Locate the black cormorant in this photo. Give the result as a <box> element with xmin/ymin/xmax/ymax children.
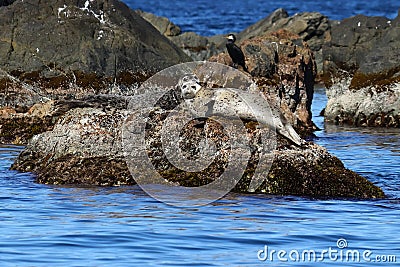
<box><xmin>225</xmin><ymin>34</ymin><xmax>248</xmax><ymax>72</ymax></box>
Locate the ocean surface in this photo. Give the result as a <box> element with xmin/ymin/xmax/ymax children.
<box><xmin>129</xmin><ymin>0</ymin><xmax>400</xmax><ymax>36</ymax></box>
<box><xmin>1</xmin><ymin>0</ymin><xmax>400</xmax><ymax>266</ymax></box>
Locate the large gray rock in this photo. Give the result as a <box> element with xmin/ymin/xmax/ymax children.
<box><xmin>169</xmin><ymin>32</ymin><xmax>220</xmax><ymax>61</ymax></box>
<box><xmin>322</xmin><ymin>12</ymin><xmax>400</xmax><ymax>126</ymax></box>
<box><xmin>11</xmin><ymin>96</ymin><xmax>385</xmax><ymax>198</ymax></box>
<box><xmin>136</xmin><ymin>10</ymin><xmax>181</xmax><ymax>36</ymax></box>
<box><xmin>0</xmin><ymin>0</ymin><xmax>190</xmax><ymax>107</ymax></box>
<box><xmin>324</xmin><ymin>82</ymin><xmax>400</xmax><ymax>127</ymax></box>
<box><xmin>135</xmin><ymin>10</ymin><xmax>223</xmax><ymax>61</ymax></box>
<box><xmin>323</xmin><ymin>14</ymin><xmax>398</xmax><ymax>77</ymax></box>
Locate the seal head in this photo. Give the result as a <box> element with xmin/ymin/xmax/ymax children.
<box><xmin>178</xmin><ymin>74</ymin><xmax>202</xmax><ymax>99</ymax></box>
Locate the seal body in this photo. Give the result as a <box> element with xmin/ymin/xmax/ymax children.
<box><xmin>177</xmin><ymin>74</ymin><xmax>303</xmax><ymax>146</ymax></box>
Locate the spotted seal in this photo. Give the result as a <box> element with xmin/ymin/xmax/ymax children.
<box><xmin>177</xmin><ymin>74</ymin><xmax>304</xmax><ymax>146</ymax></box>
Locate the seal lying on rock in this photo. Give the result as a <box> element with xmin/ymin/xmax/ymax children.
<box><xmin>178</xmin><ymin>74</ymin><xmax>304</xmax><ymax>146</ymax></box>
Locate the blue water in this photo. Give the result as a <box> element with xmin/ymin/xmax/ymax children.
<box><xmin>312</xmin><ymin>87</ymin><xmax>400</xmax><ymax>199</ymax></box>
<box><xmin>1</xmin><ymin>1</ymin><xmax>400</xmax><ymax>266</ymax></box>
<box><xmin>1</xmin><ymin>88</ymin><xmax>399</xmax><ymax>266</ymax></box>
<box><xmin>129</xmin><ymin>0</ymin><xmax>400</xmax><ymax>36</ymax></box>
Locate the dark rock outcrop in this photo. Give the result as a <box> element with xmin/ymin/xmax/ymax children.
<box><xmin>322</xmin><ymin>13</ymin><xmax>400</xmax><ymax>126</ymax></box>
<box><xmin>237</xmin><ymin>9</ymin><xmax>330</xmax><ymax>77</ymax></box>
<box><xmin>142</xmin><ymin>9</ymin><xmax>329</xmax><ymax>73</ymax></box>
<box><xmin>0</xmin><ymin>0</ymin><xmax>16</xmax><ymax>6</ymax></box>
<box><xmin>0</xmin><ymin>0</ymin><xmax>191</xmax><ymax>144</ymax></box>
<box><xmin>323</xmin><ymin>14</ymin><xmax>399</xmax><ymax>82</ymax></box>
<box><xmin>0</xmin><ymin>0</ymin><xmax>190</xmax><ymax>108</ymax></box>
<box><xmin>209</xmin><ymin>31</ymin><xmax>317</xmax><ymax>133</ymax></box>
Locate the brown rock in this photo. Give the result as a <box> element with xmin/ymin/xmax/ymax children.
<box><xmin>11</xmin><ymin>100</ymin><xmax>385</xmax><ymax>198</ymax></box>
<box><xmin>210</xmin><ymin>31</ymin><xmax>317</xmax><ymax>132</ymax></box>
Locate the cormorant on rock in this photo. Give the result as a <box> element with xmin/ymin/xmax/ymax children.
<box><xmin>226</xmin><ymin>34</ymin><xmax>248</xmax><ymax>73</ymax></box>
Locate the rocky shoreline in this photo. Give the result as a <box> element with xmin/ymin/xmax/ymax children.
<box><xmin>322</xmin><ymin>14</ymin><xmax>400</xmax><ymax>127</ymax></box>
<box><xmin>1</xmin><ymin>0</ymin><xmax>396</xmax><ymax>198</ymax></box>
<box><xmin>141</xmin><ymin>8</ymin><xmax>400</xmax><ymax>128</ymax></box>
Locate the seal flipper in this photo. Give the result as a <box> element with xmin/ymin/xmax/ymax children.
<box><xmin>204</xmin><ymin>100</ymin><xmax>216</xmax><ymax>117</ymax></box>
<box><xmin>274</xmin><ymin>113</ymin><xmax>303</xmax><ymax>146</ymax></box>
<box><xmin>278</xmin><ymin>123</ymin><xmax>303</xmax><ymax>146</ymax></box>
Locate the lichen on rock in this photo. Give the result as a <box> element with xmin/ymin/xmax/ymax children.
<box><xmin>11</xmin><ymin>94</ymin><xmax>385</xmax><ymax>199</ymax></box>
<box><xmin>0</xmin><ymin>0</ymin><xmax>190</xmax><ymax>109</ymax></box>
<box><xmin>209</xmin><ymin>31</ymin><xmax>317</xmax><ymax>134</ymax></box>
<box><xmin>322</xmin><ymin>13</ymin><xmax>400</xmax><ymax>127</ymax></box>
